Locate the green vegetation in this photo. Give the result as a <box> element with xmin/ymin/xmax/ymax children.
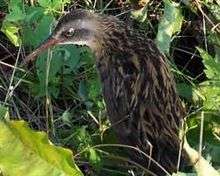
<box><xmin>0</xmin><ymin>0</ymin><xmax>220</xmax><ymax>175</ymax></box>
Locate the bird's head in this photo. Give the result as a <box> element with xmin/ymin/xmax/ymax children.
<box><xmin>52</xmin><ymin>9</ymin><xmax>100</xmax><ymax>48</ymax></box>
<box><xmin>25</xmin><ymin>9</ymin><xmax>123</xmax><ymax>63</ymax></box>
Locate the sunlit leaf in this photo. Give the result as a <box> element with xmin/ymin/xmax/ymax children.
<box><xmin>1</xmin><ymin>21</ymin><xmax>21</xmax><ymax>46</ymax></box>
<box><xmin>156</xmin><ymin>0</ymin><xmax>183</xmax><ymax>54</ymax></box>
<box><xmin>0</xmin><ymin>120</ymin><xmax>83</xmax><ymax>176</ymax></box>
<box><xmin>197</xmin><ymin>47</ymin><xmax>220</xmax><ymax>79</ymax></box>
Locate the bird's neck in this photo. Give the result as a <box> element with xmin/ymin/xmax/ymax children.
<box><xmin>93</xmin><ymin>19</ymin><xmax>136</xmax><ymax>58</ymax></box>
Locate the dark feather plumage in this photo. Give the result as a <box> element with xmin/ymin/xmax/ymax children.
<box><xmin>95</xmin><ymin>17</ymin><xmax>189</xmax><ymax>175</ymax></box>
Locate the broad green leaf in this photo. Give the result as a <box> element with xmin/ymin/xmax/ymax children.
<box><xmin>22</xmin><ymin>14</ymin><xmax>54</xmax><ymax>47</ymax></box>
<box><xmin>156</xmin><ymin>0</ymin><xmax>183</xmax><ymax>54</ymax></box>
<box><xmin>5</xmin><ymin>5</ymin><xmax>25</xmax><ymax>22</ymax></box>
<box><xmin>197</xmin><ymin>47</ymin><xmax>220</xmax><ymax>111</ymax></box>
<box><xmin>1</xmin><ymin>21</ymin><xmax>21</xmax><ymax>46</ymax></box>
<box><xmin>4</xmin><ymin>0</ymin><xmax>25</xmax><ymax>23</ymax></box>
<box><xmin>61</xmin><ymin>45</ymin><xmax>81</xmax><ymax>72</ymax></box>
<box><xmin>197</xmin><ymin>47</ymin><xmax>220</xmax><ymax>79</ymax></box>
<box><xmin>32</xmin><ymin>45</ymin><xmax>82</xmax><ymax>98</ymax></box>
<box><xmin>24</xmin><ymin>6</ymin><xmax>45</xmax><ymax>23</ymax></box>
<box><xmin>34</xmin><ymin>52</ymin><xmax>61</xmax><ymax>98</ymax></box>
<box><xmin>176</xmin><ymin>83</ymin><xmax>193</xmax><ymax>99</ymax></box>
<box><xmin>200</xmin><ymin>82</ymin><xmax>220</xmax><ymax>110</ymax></box>
<box><xmin>0</xmin><ymin>120</ymin><xmax>83</xmax><ymax>176</ymax></box>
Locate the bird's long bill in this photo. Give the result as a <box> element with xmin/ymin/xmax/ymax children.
<box><xmin>25</xmin><ymin>37</ymin><xmax>60</xmax><ymax>63</ymax></box>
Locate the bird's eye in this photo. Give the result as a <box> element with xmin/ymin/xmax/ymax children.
<box><xmin>64</xmin><ymin>28</ymin><xmax>75</xmax><ymax>37</ymax></box>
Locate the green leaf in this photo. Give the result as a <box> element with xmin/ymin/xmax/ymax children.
<box><xmin>22</xmin><ymin>13</ymin><xmax>54</xmax><ymax>47</ymax></box>
<box><xmin>38</xmin><ymin>0</ymin><xmax>51</xmax><ymax>8</ymax></box>
<box><xmin>197</xmin><ymin>47</ymin><xmax>220</xmax><ymax>79</ymax></box>
<box><xmin>34</xmin><ymin>51</ymin><xmax>62</xmax><ymax>98</ymax></box>
<box><xmin>88</xmin><ymin>78</ymin><xmax>101</xmax><ymax>101</ymax></box>
<box><xmin>5</xmin><ymin>0</ymin><xmax>25</xmax><ymax>22</ymax></box>
<box><xmin>24</xmin><ymin>6</ymin><xmax>45</xmax><ymax>23</ymax></box>
<box><xmin>61</xmin><ymin>45</ymin><xmax>81</xmax><ymax>72</ymax></box>
<box><xmin>0</xmin><ymin>120</ymin><xmax>83</xmax><ymax>176</ymax></box>
<box><xmin>88</xmin><ymin>148</ymin><xmax>101</xmax><ymax>168</ymax></box>
<box><xmin>71</xmin><ymin>126</ymin><xmax>92</xmax><ymax>152</ymax></box>
<box><xmin>1</xmin><ymin>21</ymin><xmax>21</xmax><ymax>46</ymax></box>
<box><xmin>200</xmin><ymin>82</ymin><xmax>220</xmax><ymax>110</ymax></box>
<box><xmin>32</xmin><ymin>45</ymin><xmax>83</xmax><ymax>98</ymax></box>
<box><xmin>197</xmin><ymin>47</ymin><xmax>220</xmax><ymax>111</ymax></box>
<box><xmin>5</xmin><ymin>5</ymin><xmax>25</xmax><ymax>22</ymax></box>
<box><xmin>38</xmin><ymin>0</ymin><xmax>71</xmax><ymax>12</ymax></box>
<box><xmin>176</xmin><ymin>83</ymin><xmax>193</xmax><ymax>99</ymax></box>
<box><xmin>204</xmin><ymin>1</ymin><xmax>220</xmax><ymax>21</ymax></box>
<box><xmin>131</xmin><ymin>5</ymin><xmax>148</xmax><ymax>22</ymax></box>
<box><xmin>156</xmin><ymin>0</ymin><xmax>183</xmax><ymax>54</ymax></box>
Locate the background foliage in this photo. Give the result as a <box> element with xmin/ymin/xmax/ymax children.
<box><xmin>0</xmin><ymin>0</ymin><xmax>220</xmax><ymax>175</ymax></box>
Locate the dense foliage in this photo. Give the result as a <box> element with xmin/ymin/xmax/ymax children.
<box><xmin>0</xmin><ymin>0</ymin><xmax>219</xmax><ymax>175</ymax></box>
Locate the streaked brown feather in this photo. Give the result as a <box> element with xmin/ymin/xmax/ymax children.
<box><xmin>95</xmin><ymin>16</ymin><xmax>189</xmax><ymax>175</ymax></box>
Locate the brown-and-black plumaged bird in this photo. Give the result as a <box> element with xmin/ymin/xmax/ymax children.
<box><xmin>26</xmin><ymin>9</ymin><xmax>190</xmax><ymax>176</ymax></box>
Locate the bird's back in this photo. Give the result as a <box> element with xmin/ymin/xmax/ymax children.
<box><xmin>95</xmin><ymin>22</ymin><xmax>189</xmax><ymax>175</ymax></box>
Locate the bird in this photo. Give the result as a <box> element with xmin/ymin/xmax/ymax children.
<box><xmin>25</xmin><ymin>9</ymin><xmax>190</xmax><ymax>175</ymax></box>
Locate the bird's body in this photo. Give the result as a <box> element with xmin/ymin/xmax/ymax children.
<box><xmin>26</xmin><ymin>9</ymin><xmax>189</xmax><ymax>175</ymax></box>
<box><xmin>95</xmin><ymin>20</ymin><xmax>188</xmax><ymax>175</ymax></box>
